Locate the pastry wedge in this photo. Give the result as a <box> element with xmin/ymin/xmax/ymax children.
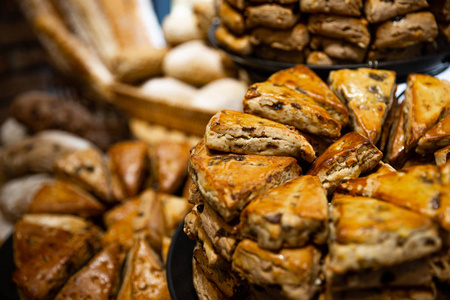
<box><xmin>215</xmin><ymin>24</ymin><xmax>252</xmax><ymax>56</ymax></box>
<box><xmin>249</xmin><ymin>24</ymin><xmax>310</xmax><ymax>52</ymax></box>
<box><xmin>13</xmin><ymin>214</ymin><xmax>103</xmax><ymax>300</ymax></box>
<box><xmin>326</xmin><ymin>257</ymin><xmax>432</xmax><ymax>292</ymax></box>
<box><xmin>193</xmin><ymin>258</ymin><xmax>228</xmax><ymax>300</ymax></box>
<box><xmin>240</xmin><ymin>175</ymin><xmax>328</xmax><ymax>250</ymax></box>
<box><xmin>108</xmin><ymin>140</ymin><xmax>148</xmax><ymax>197</ymax></box>
<box><xmin>189</xmin><ymin>139</ymin><xmax>301</xmax><ymax>222</ymax></box>
<box><xmin>268</xmin><ymin>64</ymin><xmax>349</xmax><ymax>127</ymax></box>
<box><xmin>244</xmin><ymin>4</ymin><xmax>300</xmax><ymax>30</ymax></box>
<box><xmin>149</xmin><ymin>140</ymin><xmax>191</xmax><ymax>194</ymax></box>
<box><xmin>328</xmin><ymin>68</ymin><xmax>396</xmax><ymax>144</ymax></box>
<box><xmin>160</xmin><ymin>193</ymin><xmax>191</xmax><ymax>236</ymax></box>
<box><xmin>435</xmin><ymin>146</ymin><xmax>450</xmax><ymax>166</ymax></box>
<box><xmin>402</xmin><ymin>74</ymin><xmax>450</xmax><ymax>151</ymax></box>
<box><xmin>310</xmin><ymin>36</ymin><xmax>367</xmax><ymax>63</ymax></box>
<box><xmin>307</xmin><ymin>15</ymin><xmax>370</xmax><ymax>48</ymax></box>
<box><xmin>385</xmin><ymin>100</ymin><xmax>409</xmax><ymax>168</ymax></box>
<box><xmin>243</xmin><ymin>82</ymin><xmax>342</xmax><ymax>138</ymax></box>
<box><xmin>372</xmin><ymin>12</ymin><xmax>438</xmax><ymax>50</ymax></box>
<box><xmin>301</xmin><ymin>0</ymin><xmax>362</xmax><ymax>16</ymax></box>
<box><xmin>193</xmin><ymin>243</ymin><xmax>247</xmax><ymax>299</ymax></box>
<box><xmin>116</xmin><ymin>238</ymin><xmax>170</xmax><ymax>300</ymax></box>
<box><xmin>417</xmin><ymin>114</ymin><xmax>450</xmax><ymax>154</ymax></box>
<box><xmin>335</xmin><ymin>164</ymin><xmax>450</xmax><ymax>231</ymax></box>
<box><xmin>232</xmin><ymin>239</ymin><xmax>321</xmax><ymax>300</ymax></box>
<box><xmin>27</xmin><ymin>180</ymin><xmax>106</xmax><ymax>217</ymax></box>
<box><xmin>205</xmin><ymin>110</ymin><xmax>315</xmax><ymax>162</ymax></box>
<box><xmin>307</xmin><ymin>132</ymin><xmax>383</xmax><ymax>194</ymax></box>
<box><xmin>54</xmin><ymin>148</ymin><xmax>117</xmax><ymax>203</ymax></box>
<box><xmin>55</xmin><ymin>243</ymin><xmax>125</xmax><ymax>300</ymax></box>
<box><xmin>364</xmin><ymin>0</ymin><xmax>429</xmax><ymax>23</ymax></box>
<box><xmin>219</xmin><ymin>0</ymin><xmax>246</xmax><ymax>36</ymax></box>
<box><xmin>329</xmin><ymin>194</ymin><xmax>441</xmax><ymax>273</ymax></box>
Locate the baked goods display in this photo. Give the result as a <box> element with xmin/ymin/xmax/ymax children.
<box><xmin>216</xmin><ymin>0</ymin><xmax>449</xmax><ymax>65</ymax></box>
<box><xmin>0</xmin><ymin>112</ymin><xmax>201</xmax><ymax>299</ymax></box>
<box><xmin>184</xmin><ymin>64</ymin><xmax>450</xmax><ymax>299</ymax></box>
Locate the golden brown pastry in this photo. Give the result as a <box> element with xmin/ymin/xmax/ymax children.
<box><xmin>307</xmin><ymin>132</ymin><xmax>383</xmax><ymax>194</ymax></box>
<box><xmin>27</xmin><ymin>180</ymin><xmax>106</xmax><ymax>217</ymax></box>
<box><xmin>117</xmin><ymin>238</ymin><xmax>170</xmax><ymax>300</ymax></box>
<box><xmin>435</xmin><ymin>145</ymin><xmax>450</xmax><ymax>166</ymax></box>
<box><xmin>429</xmin><ymin>248</ymin><xmax>450</xmax><ymax>284</ymax></box>
<box><xmin>108</xmin><ymin>140</ymin><xmax>148</xmax><ymax>197</ymax></box>
<box><xmin>309</xmin><ymin>36</ymin><xmax>367</xmax><ymax>63</ymax></box>
<box><xmin>54</xmin><ymin>148</ymin><xmax>118</xmax><ymax>203</ymax></box>
<box><xmin>192</xmin><ymin>257</ymin><xmax>228</xmax><ymax>300</ymax></box>
<box><xmin>232</xmin><ymin>239</ymin><xmax>321</xmax><ymax>300</ymax></box>
<box><xmin>219</xmin><ymin>0</ymin><xmax>246</xmax><ymax>36</ymax></box>
<box><xmin>364</xmin><ymin>0</ymin><xmax>429</xmax><ymax>23</ymax></box>
<box><xmin>306</xmin><ymin>51</ymin><xmax>334</xmax><ymax>65</ymax></box>
<box><xmin>417</xmin><ymin>114</ymin><xmax>450</xmax><ymax>154</ymax></box>
<box><xmin>243</xmin><ymin>82</ymin><xmax>342</xmax><ymax>138</ymax></box>
<box><xmin>328</xmin><ymin>68</ymin><xmax>396</xmax><ymax>144</ymax></box>
<box><xmin>403</xmin><ymin>74</ymin><xmax>450</xmax><ymax>151</ymax></box>
<box><xmin>328</xmin><ymin>194</ymin><xmax>441</xmax><ymax>273</ymax></box>
<box><xmin>240</xmin><ymin>175</ymin><xmax>328</xmax><ymax>250</ymax></box>
<box><xmin>307</xmin><ymin>15</ymin><xmax>370</xmax><ymax>48</ymax></box>
<box><xmin>160</xmin><ymin>193</ymin><xmax>191</xmax><ymax>236</ymax></box>
<box><xmin>372</xmin><ymin>12</ymin><xmax>438</xmax><ymax>50</ymax></box>
<box><xmin>189</xmin><ymin>139</ymin><xmax>301</xmax><ymax>222</ymax></box>
<box><xmin>268</xmin><ymin>64</ymin><xmax>349</xmax><ymax>127</ymax></box>
<box><xmin>384</xmin><ymin>100</ymin><xmax>408</xmax><ymax>169</ymax></box>
<box><xmin>149</xmin><ymin>140</ymin><xmax>191</xmax><ymax>194</ymax></box>
<box><xmin>301</xmin><ymin>0</ymin><xmax>362</xmax><ymax>16</ymax></box>
<box><xmin>103</xmin><ymin>198</ymin><xmax>140</xmax><ymax>228</ymax></box>
<box><xmin>249</xmin><ymin>23</ymin><xmax>310</xmax><ymax>52</ymax></box>
<box><xmin>55</xmin><ymin>243</ymin><xmax>125</xmax><ymax>300</ymax></box>
<box><xmin>336</xmin><ymin>164</ymin><xmax>450</xmax><ymax>230</ymax></box>
<box><xmin>13</xmin><ymin>214</ymin><xmax>103</xmax><ymax>300</ymax></box>
<box><xmin>193</xmin><ymin>243</ymin><xmax>247</xmax><ymax>299</ymax></box>
<box><xmin>244</xmin><ymin>4</ymin><xmax>300</xmax><ymax>30</ymax></box>
<box><xmin>205</xmin><ymin>110</ymin><xmax>316</xmax><ymax>162</ymax></box>
<box><xmin>215</xmin><ymin>24</ymin><xmax>253</xmax><ymax>56</ymax></box>
<box><xmin>132</xmin><ymin>189</ymin><xmax>165</xmax><ymax>253</ymax></box>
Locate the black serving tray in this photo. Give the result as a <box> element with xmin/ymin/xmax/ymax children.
<box><xmin>208</xmin><ymin>21</ymin><xmax>450</xmax><ymax>83</ymax></box>
<box><xmin>166</xmin><ymin>220</ymin><xmax>198</xmax><ymax>300</ymax></box>
<box><xmin>0</xmin><ymin>235</ymin><xmax>20</xmax><ymax>300</ymax></box>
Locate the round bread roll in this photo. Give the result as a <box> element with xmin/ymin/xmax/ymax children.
<box><xmin>163</xmin><ymin>40</ymin><xmax>238</xmax><ymax>87</ymax></box>
<box><xmin>191</xmin><ymin>78</ymin><xmax>247</xmax><ymax>112</ymax></box>
<box><xmin>140</xmin><ymin>77</ymin><xmax>198</xmax><ymax>105</ymax></box>
<box><xmin>162</xmin><ymin>11</ymin><xmax>204</xmax><ymax>46</ymax></box>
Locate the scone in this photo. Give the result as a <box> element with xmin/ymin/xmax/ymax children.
<box><xmin>307</xmin><ymin>132</ymin><xmax>383</xmax><ymax>194</ymax></box>
<box><xmin>116</xmin><ymin>238</ymin><xmax>170</xmax><ymax>300</ymax></box>
<box><xmin>326</xmin><ymin>258</ymin><xmax>432</xmax><ymax>292</ymax></box>
<box><xmin>403</xmin><ymin>73</ymin><xmax>450</xmax><ymax>151</ymax></box>
<box><xmin>27</xmin><ymin>180</ymin><xmax>106</xmax><ymax>217</ymax></box>
<box><xmin>249</xmin><ymin>23</ymin><xmax>310</xmax><ymax>52</ymax></box>
<box><xmin>417</xmin><ymin>114</ymin><xmax>450</xmax><ymax>154</ymax></box>
<box><xmin>160</xmin><ymin>193</ymin><xmax>192</xmax><ymax>236</ymax></box>
<box><xmin>215</xmin><ymin>24</ymin><xmax>253</xmax><ymax>56</ymax></box>
<box><xmin>193</xmin><ymin>258</ymin><xmax>228</xmax><ymax>300</ymax></box>
<box><xmin>13</xmin><ymin>214</ymin><xmax>103</xmax><ymax>300</ymax></box>
<box><xmin>189</xmin><ymin>139</ymin><xmax>301</xmax><ymax>222</ymax></box>
<box><xmin>108</xmin><ymin>140</ymin><xmax>148</xmax><ymax>197</ymax></box>
<box><xmin>307</xmin><ymin>15</ymin><xmax>370</xmax><ymax>48</ymax></box>
<box><xmin>240</xmin><ymin>175</ymin><xmax>328</xmax><ymax>250</ymax></box>
<box><xmin>310</xmin><ymin>36</ymin><xmax>367</xmax><ymax>63</ymax></box>
<box><xmin>301</xmin><ymin>0</ymin><xmax>362</xmax><ymax>16</ymax></box>
<box><xmin>372</xmin><ymin>12</ymin><xmax>438</xmax><ymax>50</ymax></box>
<box><xmin>245</xmin><ymin>4</ymin><xmax>300</xmax><ymax>30</ymax></box>
<box><xmin>364</xmin><ymin>0</ymin><xmax>429</xmax><ymax>23</ymax></box>
<box><xmin>384</xmin><ymin>100</ymin><xmax>408</xmax><ymax>168</ymax></box>
<box><xmin>205</xmin><ymin>110</ymin><xmax>316</xmax><ymax>162</ymax></box>
<box><xmin>328</xmin><ymin>68</ymin><xmax>397</xmax><ymax>144</ymax></box>
<box><xmin>268</xmin><ymin>64</ymin><xmax>349</xmax><ymax>127</ymax></box>
<box><xmin>243</xmin><ymin>82</ymin><xmax>342</xmax><ymax>138</ymax></box>
<box><xmin>55</xmin><ymin>243</ymin><xmax>125</xmax><ymax>300</ymax></box>
<box><xmin>219</xmin><ymin>0</ymin><xmax>246</xmax><ymax>36</ymax></box>
<box><xmin>232</xmin><ymin>239</ymin><xmax>321</xmax><ymax>300</ymax></box>
<box><xmin>328</xmin><ymin>194</ymin><xmax>441</xmax><ymax>273</ymax></box>
<box><xmin>335</xmin><ymin>164</ymin><xmax>450</xmax><ymax>231</ymax></box>
<box><xmin>306</xmin><ymin>51</ymin><xmax>334</xmax><ymax>65</ymax></box>
<box><xmin>435</xmin><ymin>145</ymin><xmax>450</xmax><ymax>166</ymax></box>
<box><xmin>193</xmin><ymin>243</ymin><xmax>248</xmax><ymax>299</ymax></box>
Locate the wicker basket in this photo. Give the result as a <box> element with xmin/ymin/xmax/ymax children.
<box><xmin>112</xmin><ymin>83</ymin><xmax>215</xmax><ymax>137</ymax></box>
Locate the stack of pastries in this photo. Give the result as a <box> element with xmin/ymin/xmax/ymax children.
<box><xmin>184</xmin><ymin>64</ymin><xmax>450</xmax><ymax>299</ymax></box>
<box><xmin>216</xmin><ymin>0</ymin><xmax>450</xmax><ymax>65</ymax></box>
<box><xmin>1</xmin><ymin>134</ymin><xmax>197</xmax><ymax>299</ymax></box>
